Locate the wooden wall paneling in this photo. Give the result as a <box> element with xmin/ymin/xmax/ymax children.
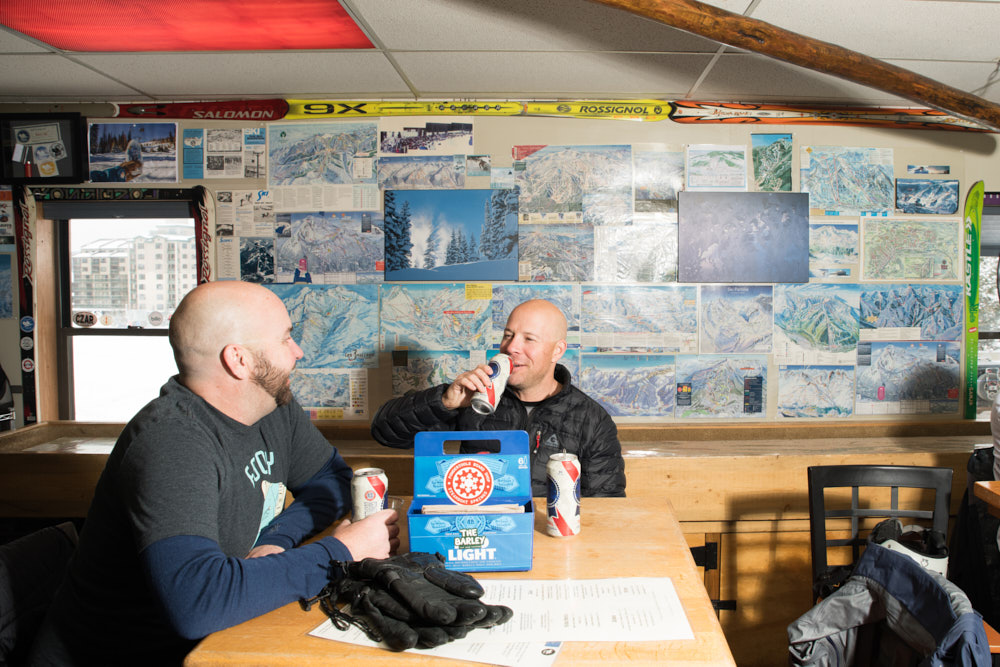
<box><xmin>718</xmin><ymin>527</ymin><xmax>813</xmax><ymax>667</ymax></box>
<box><xmin>32</xmin><ymin>217</ymin><xmax>59</xmax><ymax>421</ymax></box>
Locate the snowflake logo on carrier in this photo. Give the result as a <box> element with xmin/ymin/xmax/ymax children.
<box><xmin>443</xmin><ymin>458</ymin><xmax>494</xmax><ymax>506</ymax></box>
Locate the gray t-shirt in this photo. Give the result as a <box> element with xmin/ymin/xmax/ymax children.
<box><xmin>47</xmin><ymin>376</ymin><xmax>347</xmax><ymax>662</ymax></box>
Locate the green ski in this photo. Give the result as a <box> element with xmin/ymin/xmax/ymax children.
<box><xmin>964</xmin><ymin>181</ymin><xmax>985</xmax><ymax>418</ymax></box>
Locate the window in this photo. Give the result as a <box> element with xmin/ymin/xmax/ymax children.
<box><xmin>51</xmin><ymin>198</ymin><xmax>199</xmax><ymax>421</ymax></box>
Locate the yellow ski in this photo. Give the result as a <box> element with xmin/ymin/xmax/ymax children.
<box><xmin>522</xmin><ymin>100</ymin><xmax>671</xmax><ymax>121</ymax></box>
<box><xmin>285</xmin><ymin>100</ymin><xmax>523</xmax><ymax>119</ymax></box>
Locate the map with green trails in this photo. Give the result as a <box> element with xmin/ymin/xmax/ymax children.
<box><xmin>862</xmin><ymin>218</ymin><xmax>961</xmax><ymax>281</ymax></box>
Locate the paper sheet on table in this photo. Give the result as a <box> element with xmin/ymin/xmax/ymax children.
<box><xmin>476</xmin><ymin>577</ymin><xmax>694</xmax><ymax>642</ymax></box>
<box><xmin>309</xmin><ymin>620</ymin><xmax>561</xmax><ymax>667</ymax></box>
<box><xmin>310</xmin><ymin>577</ymin><xmax>692</xmax><ymax>664</ymax></box>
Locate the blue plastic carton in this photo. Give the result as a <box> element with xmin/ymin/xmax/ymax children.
<box><xmin>408</xmin><ymin>430</ymin><xmax>534</xmax><ymax>572</ymax></box>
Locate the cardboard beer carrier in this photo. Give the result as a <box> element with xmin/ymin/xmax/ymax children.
<box><xmin>408</xmin><ymin>430</ymin><xmax>534</xmax><ymax>572</ymax></box>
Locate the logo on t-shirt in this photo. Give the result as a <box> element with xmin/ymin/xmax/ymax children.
<box><xmin>255</xmin><ymin>479</ymin><xmax>287</xmax><ymax>543</ymax></box>
<box><xmin>245</xmin><ymin>450</ymin><xmax>275</xmax><ymax>486</ymax></box>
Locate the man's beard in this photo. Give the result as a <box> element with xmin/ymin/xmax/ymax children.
<box><xmin>252</xmin><ymin>351</ymin><xmax>293</xmax><ymax>407</ymax></box>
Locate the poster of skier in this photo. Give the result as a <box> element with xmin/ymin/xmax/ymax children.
<box><xmin>88</xmin><ymin>122</ymin><xmax>178</xmax><ymax>183</ymax></box>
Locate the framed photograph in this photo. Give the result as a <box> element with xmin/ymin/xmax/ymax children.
<box><xmin>0</xmin><ymin>113</ymin><xmax>86</xmax><ymax>184</ymax></box>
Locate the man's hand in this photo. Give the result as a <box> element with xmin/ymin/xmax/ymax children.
<box><xmin>441</xmin><ymin>365</ymin><xmax>495</xmax><ymax>410</ymax></box>
<box><xmin>246</xmin><ymin>544</ymin><xmax>285</xmax><ymax>559</ymax></box>
<box><xmin>333</xmin><ymin>508</ymin><xmax>400</xmax><ymax>559</ymax></box>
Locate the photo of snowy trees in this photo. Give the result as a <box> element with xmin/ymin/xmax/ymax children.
<box><xmin>383</xmin><ymin>188</ymin><xmax>519</xmax><ymax>281</ymax></box>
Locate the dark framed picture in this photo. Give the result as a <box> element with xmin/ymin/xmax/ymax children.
<box><xmin>0</xmin><ymin>113</ymin><xmax>86</xmax><ymax>184</ymax></box>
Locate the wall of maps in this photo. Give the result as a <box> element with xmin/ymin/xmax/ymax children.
<box><xmin>172</xmin><ymin>115</ymin><xmax>991</xmax><ymax>423</ymax></box>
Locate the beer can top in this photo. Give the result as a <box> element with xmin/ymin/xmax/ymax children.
<box><xmin>549</xmin><ymin>452</ymin><xmax>579</xmax><ymax>463</ymax></box>
<box><xmin>354</xmin><ymin>467</ymin><xmax>385</xmax><ymax>477</ymax></box>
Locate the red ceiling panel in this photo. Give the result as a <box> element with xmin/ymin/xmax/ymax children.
<box><xmin>0</xmin><ymin>0</ymin><xmax>373</xmax><ymax>52</ymax></box>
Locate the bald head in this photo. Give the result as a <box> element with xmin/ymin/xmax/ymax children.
<box><xmin>169</xmin><ymin>281</ymin><xmax>286</xmax><ymax>379</ymax></box>
<box><xmin>506</xmin><ymin>299</ymin><xmax>567</xmax><ymax>341</ymax></box>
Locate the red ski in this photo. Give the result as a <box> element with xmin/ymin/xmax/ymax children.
<box><xmin>114</xmin><ymin>99</ymin><xmax>289</xmax><ymax>121</ymax></box>
<box><xmin>668</xmin><ymin>101</ymin><xmax>991</xmax><ymax>132</ymax></box>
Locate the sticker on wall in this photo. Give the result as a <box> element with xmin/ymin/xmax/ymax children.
<box><xmin>73</xmin><ymin>311</ymin><xmax>97</xmax><ymax>328</ymax></box>
<box><xmin>907</xmin><ymin>165</ymin><xmax>950</xmax><ymax>175</ymax></box>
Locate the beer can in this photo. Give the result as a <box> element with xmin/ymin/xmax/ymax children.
<box><xmin>470</xmin><ymin>353</ymin><xmax>513</xmax><ymax>415</ymax></box>
<box><xmin>546</xmin><ymin>453</ymin><xmax>581</xmax><ymax>537</ymax></box>
<box><xmin>351</xmin><ymin>467</ymin><xmax>388</xmax><ymax>520</ymax></box>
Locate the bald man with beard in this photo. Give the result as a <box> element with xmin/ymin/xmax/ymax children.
<box><xmin>31</xmin><ymin>281</ymin><xmax>398</xmax><ymax>666</ymax></box>
<box><xmin>372</xmin><ymin>299</ymin><xmax>625</xmax><ymax>498</ymax></box>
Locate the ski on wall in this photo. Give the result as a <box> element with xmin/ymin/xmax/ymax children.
<box><xmin>283</xmin><ymin>100</ymin><xmax>523</xmax><ymax>119</ymax></box>
<box><xmin>286</xmin><ymin>99</ymin><xmax>671</xmax><ymax>121</ymax></box>
<box><xmin>110</xmin><ymin>98</ymin><xmax>991</xmax><ymax>130</ymax></box>
<box><xmin>964</xmin><ymin>180</ymin><xmax>985</xmax><ymax>418</ymax></box>
<box><xmin>668</xmin><ymin>101</ymin><xmax>991</xmax><ymax>132</ymax></box>
<box><xmin>113</xmin><ymin>99</ymin><xmax>290</xmax><ymax>121</ymax></box>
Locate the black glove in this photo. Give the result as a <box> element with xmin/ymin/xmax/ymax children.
<box><xmin>354</xmin><ymin>590</ymin><xmax>473</xmax><ymax>650</ymax></box>
<box><xmin>315</xmin><ymin>552</ymin><xmax>513</xmax><ymax>651</ymax></box>
<box><xmin>348</xmin><ymin>552</ymin><xmax>489</xmax><ymax>626</ymax></box>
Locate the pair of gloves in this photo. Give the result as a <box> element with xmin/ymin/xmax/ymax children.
<box><xmin>304</xmin><ymin>552</ymin><xmax>513</xmax><ymax>651</ymax></box>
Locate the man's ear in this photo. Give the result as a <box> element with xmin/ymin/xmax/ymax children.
<box><xmin>551</xmin><ymin>339</ymin><xmax>566</xmax><ymax>363</ymax></box>
<box><xmin>221</xmin><ymin>343</ymin><xmax>252</xmax><ymax>380</ymax></box>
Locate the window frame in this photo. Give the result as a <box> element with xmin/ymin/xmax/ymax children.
<box><xmin>38</xmin><ymin>190</ymin><xmax>205</xmax><ymax>420</ymax></box>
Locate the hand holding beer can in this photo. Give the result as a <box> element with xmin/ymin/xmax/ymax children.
<box><xmin>352</xmin><ymin>467</ymin><xmax>388</xmax><ymax>520</ymax></box>
<box><xmin>546</xmin><ymin>453</ymin><xmax>581</xmax><ymax>537</ymax></box>
<box><xmin>470</xmin><ymin>353</ymin><xmax>513</xmax><ymax>415</ymax></box>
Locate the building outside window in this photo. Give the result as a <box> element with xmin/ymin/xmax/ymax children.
<box><xmin>58</xmin><ymin>213</ymin><xmax>197</xmax><ymax>421</ymax></box>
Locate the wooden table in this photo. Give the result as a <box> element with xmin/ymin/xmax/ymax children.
<box><xmin>185</xmin><ymin>496</ymin><xmax>735</xmax><ymax>666</ymax></box>
<box><xmin>974</xmin><ymin>480</ymin><xmax>1000</xmax><ymax>519</ymax></box>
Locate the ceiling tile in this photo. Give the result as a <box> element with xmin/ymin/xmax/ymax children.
<box><xmin>348</xmin><ymin>0</ymin><xmax>729</xmax><ymax>52</ymax></box>
<box><xmin>0</xmin><ymin>54</ymin><xmax>142</xmax><ymax>100</ymax></box>
<box><xmin>0</xmin><ymin>27</ymin><xmax>50</xmax><ymax>53</ymax></box>
<box><xmin>750</xmin><ymin>0</ymin><xmax>1000</xmax><ymax>61</ymax></box>
<box><xmin>392</xmin><ymin>51</ymin><xmax>713</xmax><ymax>97</ymax></box>
<box><xmin>72</xmin><ymin>52</ymin><xmax>410</xmax><ymax>98</ymax></box>
<box><xmin>693</xmin><ymin>54</ymin><xmax>912</xmax><ymax>105</ymax></box>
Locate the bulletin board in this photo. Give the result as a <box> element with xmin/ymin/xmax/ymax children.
<box><xmin>0</xmin><ymin>113</ymin><xmax>86</xmax><ymax>185</ymax></box>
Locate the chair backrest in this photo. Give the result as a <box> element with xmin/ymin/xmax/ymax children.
<box><xmin>0</xmin><ymin>522</ymin><xmax>78</xmax><ymax>664</ymax></box>
<box><xmin>807</xmin><ymin>464</ymin><xmax>953</xmax><ymax>602</ymax></box>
